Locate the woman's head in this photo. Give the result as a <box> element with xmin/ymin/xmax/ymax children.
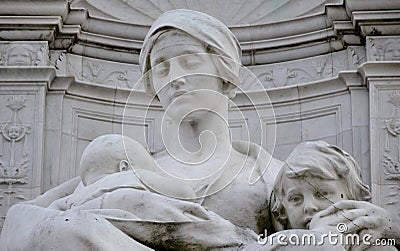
<box><xmin>139</xmin><ymin>9</ymin><xmax>241</xmax><ymax>101</ymax></box>
<box><xmin>271</xmin><ymin>141</ymin><xmax>371</xmax><ymax>230</ymax></box>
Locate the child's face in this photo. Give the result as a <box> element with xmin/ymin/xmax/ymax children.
<box><xmin>281</xmin><ymin>175</ymin><xmax>350</xmax><ymax>229</ymax></box>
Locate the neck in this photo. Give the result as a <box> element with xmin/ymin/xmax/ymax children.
<box><xmin>163</xmin><ymin>109</ymin><xmax>232</xmax><ymax>165</ymax></box>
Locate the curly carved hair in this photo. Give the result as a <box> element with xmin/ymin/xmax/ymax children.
<box><xmin>270</xmin><ymin>141</ymin><xmax>371</xmax><ymax>231</ymax></box>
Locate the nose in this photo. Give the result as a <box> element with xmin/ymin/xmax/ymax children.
<box><xmin>303</xmin><ymin>196</ymin><xmax>319</xmax><ymax>215</ymax></box>
<box><xmin>169</xmin><ymin>61</ymin><xmax>187</xmax><ymax>89</ymax></box>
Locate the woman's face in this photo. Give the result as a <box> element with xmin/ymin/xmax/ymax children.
<box><xmin>150</xmin><ymin>31</ymin><xmax>228</xmax><ymax>121</ymax></box>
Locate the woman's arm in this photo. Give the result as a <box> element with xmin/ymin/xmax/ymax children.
<box><xmin>77</xmin><ymin>187</ymin><xmax>259</xmax><ymax>250</ymax></box>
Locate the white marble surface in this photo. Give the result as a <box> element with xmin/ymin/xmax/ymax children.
<box><xmin>0</xmin><ymin>0</ymin><xmax>399</xmax><ymax>250</ymax></box>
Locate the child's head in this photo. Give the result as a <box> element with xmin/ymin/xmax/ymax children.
<box><xmin>79</xmin><ymin>134</ymin><xmax>155</xmax><ymax>186</ymax></box>
<box><xmin>271</xmin><ymin>141</ymin><xmax>371</xmax><ymax>230</ymax></box>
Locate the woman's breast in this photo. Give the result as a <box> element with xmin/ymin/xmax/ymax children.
<box><xmin>201</xmin><ymin>162</ymin><xmax>272</xmax><ymax>234</ymax></box>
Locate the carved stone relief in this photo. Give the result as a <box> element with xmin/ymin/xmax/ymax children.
<box><xmin>0</xmin><ymin>96</ymin><xmax>32</xmax><ymax>228</ymax></box>
<box><xmin>382</xmin><ymin>90</ymin><xmax>400</xmax><ymax>216</ymax></box>
<box><xmin>0</xmin><ymin>96</ymin><xmax>31</xmax><ymax>185</ymax></box>
<box><xmin>50</xmin><ymin>53</ymin><xmax>143</xmax><ymax>90</ymax></box>
<box><xmin>0</xmin><ymin>42</ymin><xmax>48</xmax><ymax>66</ymax></box>
<box><xmin>50</xmin><ymin>48</ymin><xmax>366</xmax><ymax>92</ymax></box>
<box><xmin>0</xmin><ymin>187</ymin><xmax>26</xmax><ymax>227</ymax></box>
<box><xmin>347</xmin><ymin>46</ymin><xmax>367</xmax><ymax>68</ymax></box>
<box><xmin>367</xmin><ymin>36</ymin><xmax>400</xmax><ymax>61</ymax></box>
<box><xmin>249</xmin><ymin>48</ymin><xmax>365</xmax><ymax>90</ymax></box>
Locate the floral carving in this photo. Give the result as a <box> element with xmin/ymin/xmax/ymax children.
<box><xmin>383</xmin><ymin>91</ymin><xmax>400</xmax><ymax>183</ymax></box>
<box><xmin>86</xmin><ymin>61</ymin><xmax>104</xmax><ymax>79</ymax></box>
<box><xmin>0</xmin><ymin>187</ymin><xmax>26</xmax><ymax>228</ymax></box>
<box><xmin>66</xmin><ymin>58</ymin><xmax>137</xmax><ymax>89</ymax></box>
<box><xmin>388</xmin><ymin>90</ymin><xmax>400</xmax><ymax>107</ymax></box>
<box><xmin>311</xmin><ymin>57</ymin><xmax>329</xmax><ymax>77</ymax></box>
<box><xmin>257</xmin><ymin>53</ymin><xmax>349</xmax><ymax>88</ymax></box>
<box><xmin>368</xmin><ymin>38</ymin><xmax>400</xmax><ymax>61</ymax></box>
<box><xmin>105</xmin><ymin>70</ymin><xmax>132</xmax><ymax>88</ymax></box>
<box><xmin>384</xmin><ymin>185</ymin><xmax>400</xmax><ymax>217</ymax></box>
<box><xmin>0</xmin><ymin>96</ymin><xmax>31</xmax><ymax>185</ymax></box>
<box><xmin>258</xmin><ymin>67</ymin><xmax>297</xmax><ymax>88</ymax></box>
<box><xmin>34</xmin><ymin>46</ymin><xmax>46</xmax><ymax>66</ymax></box>
<box><xmin>380</xmin><ymin>90</ymin><xmax>400</xmax><ymax>219</ymax></box>
<box><xmin>383</xmin><ymin>154</ymin><xmax>400</xmax><ymax>180</ymax></box>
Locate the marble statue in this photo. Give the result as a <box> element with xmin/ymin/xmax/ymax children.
<box><xmin>0</xmin><ymin>9</ymin><xmax>283</xmax><ymax>250</ymax></box>
<box><xmin>271</xmin><ymin>141</ymin><xmax>400</xmax><ymax>250</ymax></box>
<box><xmin>47</xmin><ymin>134</ymin><xmax>196</xmax><ymax>211</ymax></box>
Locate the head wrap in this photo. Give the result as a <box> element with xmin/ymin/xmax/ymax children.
<box><xmin>139</xmin><ymin>9</ymin><xmax>242</xmax><ymax>95</ymax></box>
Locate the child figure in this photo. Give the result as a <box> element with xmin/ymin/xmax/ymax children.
<box><xmin>78</xmin><ymin>134</ymin><xmax>156</xmax><ymax>186</ymax></box>
<box><xmin>48</xmin><ymin>134</ymin><xmax>195</xmax><ymax>210</ymax></box>
<box><xmin>271</xmin><ymin>141</ymin><xmax>400</xmax><ymax>250</ymax></box>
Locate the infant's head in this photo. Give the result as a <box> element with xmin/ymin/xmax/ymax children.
<box><xmin>79</xmin><ymin>134</ymin><xmax>155</xmax><ymax>186</ymax></box>
<box><xmin>271</xmin><ymin>141</ymin><xmax>371</xmax><ymax>230</ymax></box>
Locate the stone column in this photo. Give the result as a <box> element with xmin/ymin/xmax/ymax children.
<box><xmin>361</xmin><ymin>36</ymin><xmax>400</xmax><ymax>218</ymax></box>
<box><xmin>0</xmin><ymin>41</ymin><xmax>54</xmax><ymax>227</ymax></box>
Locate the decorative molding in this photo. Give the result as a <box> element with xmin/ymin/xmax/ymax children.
<box><xmin>251</xmin><ymin>50</ymin><xmax>351</xmax><ymax>89</ymax></box>
<box><xmin>351</xmin><ymin>10</ymin><xmax>400</xmax><ymax>37</ymax></box>
<box><xmin>0</xmin><ymin>1</ymin><xmax>398</xmax><ymax>65</ymax></box>
<box><xmin>347</xmin><ymin>46</ymin><xmax>366</xmax><ymax>67</ymax></box>
<box><xmin>0</xmin><ymin>186</ymin><xmax>26</xmax><ymax>228</ymax></box>
<box><xmin>368</xmin><ymin>70</ymin><xmax>400</xmax><ymax>216</ymax></box>
<box><xmin>64</xmin><ymin>54</ymin><xmax>141</xmax><ymax>90</ymax></box>
<box><xmin>71</xmin><ymin>0</ymin><xmax>326</xmax><ymax>26</ymax></box>
<box><xmin>0</xmin><ymin>1</ymin><xmax>346</xmax><ymax>64</ymax></box>
<box><xmin>0</xmin><ymin>42</ymin><xmax>49</xmax><ymax>67</ymax></box>
<box><xmin>384</xmin><ymin>185</ymin><xmax>400</xmax><ymax>217</ymax></box>
<box><xmin>366</xmin><ymin>36</ymin><xmax>400</xmax><ymax>61</ymax></box>
<box><xmin>0</xmin><ymin>96</ymin><xmax>31</xmax><ymax>185</ymax></box>
<box><xmin>382</xmin><ymin>90</ymin><xmax>400</xmax><ymax>181</ymax></box>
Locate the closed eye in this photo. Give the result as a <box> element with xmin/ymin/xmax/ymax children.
<box><xmin>181</xmin><ymin>55</ymin><xmax>203</xmax><ymax>70</ymax></box>
<box><xmin>153</xmin><ymin>62</ymin><xmax>170</xmax><ymax>77</ymax></box>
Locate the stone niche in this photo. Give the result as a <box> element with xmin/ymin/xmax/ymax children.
<box><xmin>0</xmin><ymin>0</ymin><xmax>399</xmax><ymax>229</ymax></box>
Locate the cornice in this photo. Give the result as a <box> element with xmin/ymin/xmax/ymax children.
<box><xmin>358</xmin><ymin>62</ymin><xmax>400</xmax><ymax>85</ymax></box>
<box><xmin>0</xmin><ymin>0</ymin><xmax>399</xmax><ymax>65</ymax></box>
<box><xmin>0</xmin><ymin>67</ymin><xmax>56</xmax><ymax>85</ymax></box>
